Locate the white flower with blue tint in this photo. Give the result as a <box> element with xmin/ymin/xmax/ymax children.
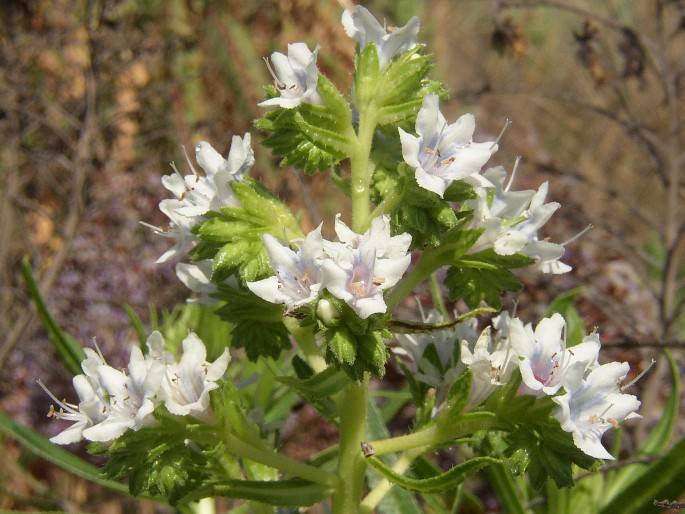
<box><xmin>468</xmin><ymin>164</ymin><xmax>572</xmax><ymax>274</ymax></box>
<box><xmin>159</xmin><ymin>333</ymin><xmax>230</xmax><ymax>421</ymax></box>
<box><xmin>553</xmin><ymin>362</ymin><xmax>641</xmax><ymax>459</ymax></box>
<box><xmin>342</xmin><ymin>6</ymin><xmax>420</xmax><ymax>70</ymax></box>
<box><xmin>321</xmin><ymin>215</ymin><xmax>411</xmax><ymax>319</ymax></box>
<box><xmin>508</xmin><ymin>313</ymin><xmax>600</xmax><ymax>396</ymax></box>
<box><xmin>260</xmin><ymin>43</ymin><xmax>323</xmax><ymax>109</ymax></box>
<box><xmin>247</xmin><ymin>226</ymin><xmax>326</xmax><ymax>309</ymax></box>
<box><xmin>399</xmin><ymin>95</ymin><xmax>496</xmax><ymax>198</ymax></box>
<box><xmin>145</xmin><ymin>136</ymin><xmax>254</xmax><ymax>263</ymax></box>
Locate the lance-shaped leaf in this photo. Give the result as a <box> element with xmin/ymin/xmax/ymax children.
<box><xmin>182</xmin><ymin>479</ymin><xmax>332</xmax><ymax>507</ymax></box>
<box><xmin>366</xmin><ymin>455</ymin><xmax>500</xmax><ymax>493</ymax></box>
<box><xmin>0</xmin><ymin>410</ymin><xmax>131</xmax><ymax>496</ymax></box>
<box><xmin>21</xmin><ymin>256</ymin><xmax>85</xmax><ymax>376</ymax></box>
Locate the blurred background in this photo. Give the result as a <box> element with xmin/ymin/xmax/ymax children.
<box><xmin>1</xmin><ymin>0</ymin><xmax>684</xmax><ymax>511</ymax></box>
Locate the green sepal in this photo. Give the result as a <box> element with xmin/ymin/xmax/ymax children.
<box><xmin>445</xmin><ymin>250</ymin><xmax>535</xmax><ymax>309</ymax></box>
<box><xmin>367</xmin><ymin>455</ymin><xmax>500</xmax><ymax>493</ymax></box>
<box><xmin>213</xmin><ymin>285</ymin><xmax>291</xmax><ymax>360</ymax></box>
<box><xmin>256</xmin><ymin>76</ymin><xmax>354</xmax><ymax>174</ymax></box>
<box><xmin>353</xmin><ymin>42</ymin><xmax>380</xmax><ymax>108</ymax></box>
<box><xmin>316</xmin><ymin>295</ymin><xmax>391</xmax><ymax>380</ymax></box>
<box><xmin>180</xmin><ymin>478</ymin><xmax>332</xmax><ymax>507</ymax></box>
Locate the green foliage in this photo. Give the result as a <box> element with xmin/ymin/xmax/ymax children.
<box><xmin>214</xmin><ymin>285</ymin><xmax>290</xmax><ymax>360</ymax></box>
<box><xmin>191</xmin><ymin>178</ymin><xmax>302</xmax><ymax>284</ymax></box>
<box><xmin>491</xmin><ymin>397</ymin><xmax>600</xmax><ymax>490</ymax></box>
<box><xmin>367</xmin><ymin>455</ymin><xmax>500</xmax><ymax>493</ymax></box>
<box><xmin>256</xmin><ymin>76</ymin><xmax>354</xmax><ymax>174</ymax></box>
<box><xmin>100</xmin><ymin>422</ymin><xmax>218</xmax><ymax>505</ymax></box>
<box><xmin>21</xmin><ymin>256</ymin><xmax>85</xmax><ymax>376</ymax></box>
<box><xmin>545</xmin><ymin>287</ymin><xmax>586</xmax><ymax>346</ymax></box>
<box><xmin>373</xmin><ymin>163</ymin><xmax>475</xmax><ymax>249</ymax></box>
<box><xmin>182</xmin><ymin>478</ymin><xmax>333</xmax><ymax>507</ymax></box>
<box><xmin>445</xmin><ymin>250</ymin><xmax>535</xmax><ymax>309</ymax></box>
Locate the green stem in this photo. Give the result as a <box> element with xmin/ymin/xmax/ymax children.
<box><xmin>332</xmin><ymin>377</ymin><xmax>369</xmax><ymax>514</ymax></box>
<box><xmin>225</xmin><ymin>433</ymin><xmax>338</xmax><ymax>488</ymax></box>
<box><xmin>370</xmin><ymin>412</ymin><xmax>499</xmax><ymax>456</ymax></box>
<box><xmin>350</xmin><ymin>102</ymin><xmax>378</xmax><ymax>233</ymax></box>
<box><xmin>283</xmin><ymin>316</ymin><xmax>327</xmax><ymax>373</ymax></box>
<box><xmin>360</xmin><ymin>447</ymin><xmax>424</xmax><ymax>513</ymax></box>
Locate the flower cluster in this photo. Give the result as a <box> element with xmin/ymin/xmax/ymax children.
<box><xmin>247</xmin><ymin>214</ymin><xmax>412</xmax><ymax>319</ymax></box>
<box><xmin>40</xmin><ymin>332</ymin><xmax>229</xmax><ymax>445</ymax></box>
<box><xmin>467</xmin><ymin>163</ymin><xmax>571</xmax><ymax>273</ymax></box>
<box><xmin>395</xmin><ymin>311</ymin><xmax>640</xmax><ymax>459</ymax></box>
<box><xmin>144</xmin><ymin>135</ymin><xmax>255</xmax><ymax>263</ymax></box>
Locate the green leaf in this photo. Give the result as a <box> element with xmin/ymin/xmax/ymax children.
<box><xmin>277</xmin><ymin>366</ymin><xmax>349</xmax><ymax>402</ymax></box>
<box><xmin>440</xmin><ymin>368</ymin><xmax>472</xmax><ymax>423</ymax></box>
<box><xmin>375</xmin><ymin>49</ymin><xmax>433</xmax><ymax>111</ymax></box>
<box><xmin>214</xmin><ymin>286</ymin><xmax>290</xmax><ymax>360</ymax></box>
<box><xmin>367</xmin><ymin>455</ymin><xmax>499</xmax><ymax>493</ymax></box>
<box><xmin>354</xmin><ymin>42</ymin><xmax>380</xmax><ymax>107</ymax></box>
<box><xmin>374</xmin><ymin>165</ymin><xmax>468</xmax><ymax>249</ymax></box>
<box><xmin>122</xmin><ymin>304</ymin><xmax>147</xmax><ymax>347</ymax></box>
<box><xmin>20</xmin><ymin>257</ymin><xmax>85</xmax><ymax>376</ymax></box>
<box><xmin>0</xmin><ymin>410</ymin><xmax>130</xmax><ymax>496</ymax></box>
<box><xmin>445</xmin><ymin>250</ymin><xmax>534</xmax><ymax>309</ymax></box>
<box><xmin>598</xmin><ymin>436</ymin><xmax>685</xmax><ymax>514</ymax></box>
<box><xmin>256</xmin><ymin>76</ymin><xmax>354</xmax><ymax>175</ymax></box>
<box><xmin>183</xmin><ymin>479</ymin><xmax>332</xmax><ymax>507</ymax></box>
<box><xmin>545</xmin><ymin>287</ymin><xmax>586</xmax><ymax>346</ymax></box>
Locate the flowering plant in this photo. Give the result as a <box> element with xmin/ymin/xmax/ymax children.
<box><xmin>14</xmin><ymin>5</ymin><xmax>684</xmax><ymax>514</ymax></box>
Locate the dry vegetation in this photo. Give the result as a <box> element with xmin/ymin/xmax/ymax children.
<box><xmin>0</xmin><ymin>0</ymin><xmax>683</xmax><ymax>511</ymax></box>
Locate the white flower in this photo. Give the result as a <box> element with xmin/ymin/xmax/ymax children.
<box><xmin>144</xmin><ymin>136</ymin><xmax>254</xmax><ymax>263</ymax></box>
<box><xmin>468</xmin><ymin>165</ymin><xmax>571</xmax><ymax>274</ymax></box>
<box><xmin>342</xmin><ymin>6</ymin><xmax>420</xmax><ymax>70</ymax></box>
<box><xmin>247</xmin><ymin>226</ymin><xmax>326</xmax><ymax>309</ymax></box>
<box><xmin>260</xmin><ymin>43</ymin><xmax>323</xmax><ymax>109</ymax></box>
<box><xmin>159</xmin><ymin>333</ymin><xmax>230</xmax><ymax>420</ymax></box>
<box><xmin>399</xmin><ymin>95</ymin><xmax>496</xmax><ymax>198</ymax></box>
<box><xmin>82</xmin><ymin>345</ymin><xmax>165</xmax><ymax>442</ymax></box>
<box><xmin>321</xmin><ymin>215</ymin><xmax>411</xmax><ymax>319</ymax></box>
<box><xmin>460</xmin><ymin>321</ymin><xmax>517</xmax><ymax>409</ymax></box>
<box><xmin>176</xmin><ymin>260</ymin><xmax>219</xmax><ymax>306</ymax></box>
<box><xmin>553</xmin><ymin>362</ymin><xmax>641</xmax><ymax>459</ymax></box>
<box><xmin>39</xmin><ymin>375</ymin><xmax>109</xmax><ymax>445</ymax></box>
<box><xmin>508</xmin><ymin>313</ymin><xmax>600</xmax><ymax>396</ymax></box>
